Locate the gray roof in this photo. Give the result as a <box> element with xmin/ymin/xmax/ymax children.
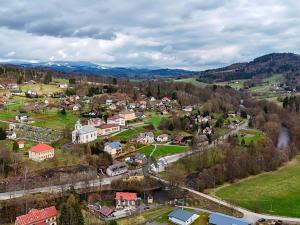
<box><xmin>77</xmin><ymin>125</ymin><xmax>97</xmax><ymax>134</ymax></box>
<box><xmin>168</xmin><ymin>209</ymin><xmax>195</xmax><ymax>222</ymax></box>
<box><xmin>105</xmin><ymin>141</ymin><xmax>121</xmax><ymax>149</ymax></box>
<box><xmin>209</xmin><ymin>213</ymin><xmax>250</xmax><ymax>225</ymax></box>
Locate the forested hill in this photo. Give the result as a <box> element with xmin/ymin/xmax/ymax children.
<box><xmin>197</xmin><ymin>53</ymin><xmax>300</xmax><ymax>82</ymax></box>
<box><xmin>2</xmin><ymin>61</ymin><xmax>194</xmax><ymax>80</ymax></box>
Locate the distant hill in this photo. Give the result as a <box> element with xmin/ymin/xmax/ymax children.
<box><xmin>197</xmin><ymin>53</ymin><xmax>300</xmax><ymax>82</ymax></box>
<box><xmin>3</xmin><ymin>61</ymin><xmax>195</xmax><ymax>79</ymax></box>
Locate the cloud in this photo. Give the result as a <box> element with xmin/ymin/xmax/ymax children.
<box><xmin>0</xmin><ymin>0</ymin><xmax>300</xmax><ymax>70</ymax></box>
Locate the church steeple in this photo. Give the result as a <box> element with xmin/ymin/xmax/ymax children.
<box><xmin>75</xmin><ymin>120</ymin><xmax>82</xmax><ymax>130</ymax></box>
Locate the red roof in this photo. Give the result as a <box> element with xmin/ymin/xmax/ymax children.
<box><xmin>100</xmin><ymin>124</ymin><xmax>119</xmax><ymax>129</ymax></box>
<box><xmin>17</xmin><ymin>140</ymin><xmax>25</xmax><ymax>144</ymax></box>
<box><xmin>115</xmin><ymin>192</ymin><xmax>137</xmax><ymax>201</ymax></box>
<box><xmin>15</xmin><ymin>206</ymin><xmax>57</xmax><ymax>225</ymax></box>
<box><xmin>99</xmin><ymin>206</ymin><xmax>113</xmax><ymax>217</ymax></box>
<box><xmin>29</xmin><ymin>144</ymin><xmax>54</xmax><ymax>153</ymax></box>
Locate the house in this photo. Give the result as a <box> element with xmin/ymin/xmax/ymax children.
<box><xmin>106</xmin><ymin>99</ymin><xmax>113</xmax><ymax>105</ymax></box>
<box><xmin>109</xmin><ymin>104</ymin><xmax>117</xmax><ymax>110</ymax></box>
<box><xmin>161</xmin><ymin>97</ymin><xmax>171</xmax><ymax>104</ymax></box>
<box><xmin>209</xmin><ymin>212</ymin><xmax>251</xmax><ymax>225</ymax></box>
<box><xmin>150</xmin><ymin>97</ymin><xmax>156</xmax><ymax>101</ymax></box>
<box><xmin>136</xmin><ymin>132</ymin><xmax>155</xmax><ymax>144</ymax></box>
<box><xmin>11</xmin><ymin>89</ymin><xmax>24</xmax><ymax>96</ymax></box>
<box><xmin>182</xmin><ymin>105</ymin><xmax>194</xmax><ymax>112</ymax></box>
<box><xmin>156</xmin><ymin>134</ymin><xmax>169</xmax><ymax>143</ymax></box>
<box><xmin>119</xmin><ymin>110</ymin><xmax>136</xmax><ymax>121</ymax></box>
<box><xmin>6</xmin><ymin>131</ymin><xmax>16</xmax><ymax>139</ymax></box>
<box><xmin>28</xmin><ymin>144</ymin><xmax>55</xmax><ymax>161</ymax></box>
<box><xmin>88</xmin><ymin>118</ymin><xmax>105</xmax><ymax>127</ymax></box>
<box><xmin>98</xmin><ymin>206</ymin><xmax>114</xmax><ymax>218</ymax></box>
<box><xmin>150</xmin><ymin>159</ymin><xmax>168</xmax><ymax>173</ymax></box>
<box><xmin>128</xmin><ymin>103</ymin><xmax>136</xmax><ymax>109</ymax></box>
<box><xmin>15</xmin><ymin>206</ymin><xmax>57</xmax><ymax>225</ymax></box>
<box><xmin>104</xmin><ymin>141</ymin><xmax>122</xmax><ymax>156</ymax></box>
<box><xmin>107</xmin><ymin>115</ymin><xmax>126</xmax><ymax>126</ymax></box>
<box><xmin>106</xmin><ymin>161</ymin><xmax>128</xmax><ymax>176</ymax></box>
<box><xmin>7</xmin><ymin>83</ymin><xmax>18</xmax><ymax>89</ymax></box>
<box><xmin>168</xmin><ymin>208</ymin><xmax>199</xmax><ymax>225</ymax></box>
<box><xmin>203</xmin><ymin>127</ymin><xmax>212</xmax><ymax>135</ymax></box>
<box><xmin>98</xmin><ymin>124</ymin><xmax>120</xmax><ymax>136</ymax></box>
<box><xmin>17</xmin><ymin>140</ymin><xmax>25</xmax><ymax>149</ymax></box>
<box><xmin>72</xmin><ymin>120</ymin><xmax>98</xmax><ymax>144</ymax></box>
<box><xmin>59</xmin><ymin>83</ymin><xmax>68</xmax><ymax>89</ymax></box>
<box><xmin>172</xmin><ymin>136</ymin><xmax>185</xmax><ymax>145</ymax></box>
<box><xmin>16</xmin><ymin>113</ymin><xmax>28</xmax><ymax>123</ymax></box>
<box><xmin>126</xmin><ymin>153</ymin><xmax>147</xmax><ymax>165</ymax></box>
<box><xmin>72</xmin><ymin>103</ymin><xmax>81</xmax><ymax>111</ymax></box>
<box><xmin>115</xmin><ymin>192</ymin><xmax>137</xmax><ymax>210</ymax></box>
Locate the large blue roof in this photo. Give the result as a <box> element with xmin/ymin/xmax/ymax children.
<box><xmin>168</xmin><ymin>208</ymin><xmax>195</xmax><ymax>222</ymax></box>
<box><xmin>106</xmin><ymin>141</ymin><xmax>121</xmax><ymax>148</ymax></box>
<box><xmin>209</xmin><ymin>212</ymin><xmax>250</xmax><ymax>225</ymax></box>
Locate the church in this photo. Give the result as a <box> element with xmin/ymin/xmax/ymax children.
<box><xmin>72</xmin><ymin>120</ymin><xmax>98</xmax><ymax>144</ymax></box>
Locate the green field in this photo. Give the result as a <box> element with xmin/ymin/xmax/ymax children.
<box><xmin>138</xmin><ymin>145</ymin><xmax>189</xmax><ymax>159</ymax></box>
<box><xmin>145</xmin><ymin>113</ymin><xmax>164</xmax><ymax>129</ymax></box>
<box><xmin>174</xmin><ymin>77</ymin><xmax>207</xmax><ymax>86</ymax></box>
<box><xmin>237</xmin><ymin>129</ymin><xmax>264</xmax><ymax>145</ymax></box>
<box><xmin>214</xmin><ymin>156</ymin><xmax>300</xmax><ymax>217</ymax></box>
<box><xmin>20</xmin><ymin>83</ymin><xmax>63</xmax><ymax>95</ymax></box>
<box><xmin>31</xmin><ymin>109</ymin><xmax>79</xmax><ymax>130</ymax></box>
<box><xmin>112</xmin><ymin>126</ymin><xmax>145</xmax><ymax>141</ymax></box>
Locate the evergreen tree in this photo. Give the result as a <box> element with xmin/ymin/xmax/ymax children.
<box><xmin>0</xmin><ymin>128</ymin><xmax>6</xmax><ymax>140</ymax></box>
<box><xmin>12</xmin><ymin>141</ymin><xmax>18</xmax><ymax>152</ymax></box>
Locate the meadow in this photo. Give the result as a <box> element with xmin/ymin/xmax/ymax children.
<box><xmin>138</xmin><ymin>144</ymin><xmax>189</xmax><ymax>159</ymax></box>
<box><xmin>214</xmin><ymin>156</ymin><xmax>300</xmax><ymax>217</ymax></box>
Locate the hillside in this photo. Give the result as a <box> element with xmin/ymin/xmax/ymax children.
<box><xmin>197</xmin><ymin>53</ymin><xmax>300</xmax><ymax>83</ymax></box>
<box><xmin>3</xmin><ymin>61</ymin><xmax>194</xmax><ymax>80</ymax></box>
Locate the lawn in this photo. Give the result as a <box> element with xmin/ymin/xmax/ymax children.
<box><xmin>144</xmin><ymin>112</ymin><xmax>165</xmax><ymax>129</ymax></box>
<box><xmin>138</xmin><ymin>145</ymin><xmax>190</xmax><ymax>159</ymax></box>
<box><xmin>112</xmin><ymin>126</ymin><xmax>145</xmax><ymax>141</ymax></box>
<box><xmin>214</xmin><ymin>156</ymin><xmax>300</xmax><ymax>217</ymax></box>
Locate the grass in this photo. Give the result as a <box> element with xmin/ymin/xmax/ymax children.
<box><xmin>214</xmin><ymin>156</ymin><xmax>300</xmax><ymax>217</ymax></box>
<box><xmin>174</xmin><ymin>77</ymin><xmax>207</xmax><ymax>86</ymax></box>
<box><xmin>113</xmin><ymin>126</ymin><xmax>145</xmax><ymax>141</ymax></box>
<box><xmin>20</xmin><ymin>83</ymin><xmax>63</xmax><ymax>95</ymax></box>
<box><xmin>144</xmin><ymin>112</ymin><xmax>166</xmax><ymax>129</ymax></box>
<box><xmin>237</xmin><ymin>129</ymin><xmax>264</xmax><ymax>145</ymax></box>
<box><xmin>138</xmin><ymin>145</ymin><xmax>190</xmax><ymax>159</ymax></box>
<box><xmin>31</xmin><ymin>109</ymin><xmax>79</xmax><ymax>130</ymax></box>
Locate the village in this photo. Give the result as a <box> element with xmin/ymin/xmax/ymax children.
<box><xmin>0</xmin><ymin>75</ymin><xmax>285</xmax><ymax>225</ymax></box>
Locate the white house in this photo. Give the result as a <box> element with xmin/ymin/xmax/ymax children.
<box><xmin>72</xmin><ymin>120</ymin><xmax>98</xmax><ymax>144</ymax></box>
<box><xmin>107</xmin><ymin>115</ymin><xmax>126</xmax><ymax>126</ymax></box>
<box><xmin>106</xmin><ymin>161</ymin><xmax>128</xmax><ymax>176</ymax></box>
<box><xmin>104</xmin><ymin>141</ymin><xmax>122</xmax><ymax>156</ymax></box>
<box><xmin>168</xmin><ymin>208</ymin><xmax>199</xmax><ymax>225</ymax></box>
<box><xmin>156</xmin><ymin>134</ymin><xmax>169</xmax><ymax>143</ymax></box>
<box><xmin>136</xmin><ymin>132</ymin><xmax>155</xmax><ymax>144</ymax></box>
<box><xmin>72</xmin><ymin>103</ymin><xmax>81</xmax><ymax>111</ymax></box>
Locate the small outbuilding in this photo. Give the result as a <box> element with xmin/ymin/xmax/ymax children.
<box><xmin>209</xmin><ymin>212</ymin><xmax>251</xmax><ymax>225</ymax></box>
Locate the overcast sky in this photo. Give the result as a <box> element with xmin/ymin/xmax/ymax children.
<box><xmin>0</xmin><ymin>0</ymin><xmax>299</xmax><ymax>70</ymax></box>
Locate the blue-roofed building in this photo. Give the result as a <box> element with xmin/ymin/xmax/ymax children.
<box><xmin>104</xmin><ymin>141</ymin><xmax>122</xmax><ymax>156</ymax></box>
<box><xmin>168</xmin><ymin>208</ymin><xmax>199</xmax><ymax>225</ymax></box>
<box><xmin>209</xmin><ymin>212</ymin><xmax>251</xmax><ymax>225</ymax></box>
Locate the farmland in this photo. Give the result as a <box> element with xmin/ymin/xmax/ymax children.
<box><xmin>213</xmin><ymin>156</ymin><xmax>300</xmax><ymax>217</ymax></box>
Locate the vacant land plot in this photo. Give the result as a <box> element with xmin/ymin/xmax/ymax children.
<box><xmin>237</xmin><ymin>129</ymin><xmax>264</xmax><ymax>145</ymax></box>
<box><xmin>20</xmin><ymin>83</ymin><xmax>63</xmax><ymax>95</ymax></box>
<box><xmin>112</xmin><ymin>126</ymin><xmax>145</xmax><ymax>141</ymax></box>
<box><xmin>138</xmin><ymin>145</ymin><xmax>189</xmax><ymax>159</ymax></box>
<box><xmin>31</xmin><ymin>110</ymin><xmax>79</xmax><ymax>130</ymax></box>
<box><xmin>214</xmin><ymin>156</ymin><xmax>300</xmax><ymax>217</ymax></box>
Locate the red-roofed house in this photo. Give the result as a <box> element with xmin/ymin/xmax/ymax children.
<box><xmin>98</xmin><ymin>124</ymin><xmax>120</xmax><ymax>136</ymax></box>
<box><xmin>15</xmin><ymin>206</ymin><xmax>57</xmax><ymax>225</ymax></box>
<box><xmin>115</xmin><ymin>192</ymin><xmax>137</xmax><ymax>210</ymax></box>
<box><xmin>28</xmin><ymin>144</ymin><xmax>55</xmax><ymax>161</ymax></box>
<box><xmin>17</xmin><ymin>140</ymin><xmax>25</xmax><ymax>149</ymax></box>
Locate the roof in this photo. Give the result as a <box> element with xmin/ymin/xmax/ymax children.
<box><xmin>105</xmin><ymin>141</ymin><xmax>121</xmax><ymax>149</ymax></box>
<box><xmin>168</xmin><ymin>208</ymin><xmax>195</xmax><ymax>222</ymax></box>
<box><xmin>209</xmin><ymin>213</ymin><xmax>250</xmax><ymax>225</ymax></box>
<box><xmin>15</xmin><ymin>206</ymin><xmax>57</xmax><ymax>225</ymax></box>
<box><xmin>29</xmin><ymin>144</ymin><xmax>54</xmax><ymax>153</ymax></box>
<box><xmin>99</xmin><ymin>206</ymin><xmax>113</xmax><ymax>217</ymax></box>
<box><xmin>100</xmin><ymin>124</ymin><xmax>119</xmax><ymax>129</ymax></box>
<box><xmin>17</xmin><ymin>140</ymin><xmax>25</xmax><ymax>144</ymax></box>
<box><xmin>115</xmin><ymin>192</ymin><xmax>137</xmax><ymax>201</ymax></box>
<box><xmin>77</xmin><ymin>125</ymin><xmax>97</xmax><ymax>134</ymax></box>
